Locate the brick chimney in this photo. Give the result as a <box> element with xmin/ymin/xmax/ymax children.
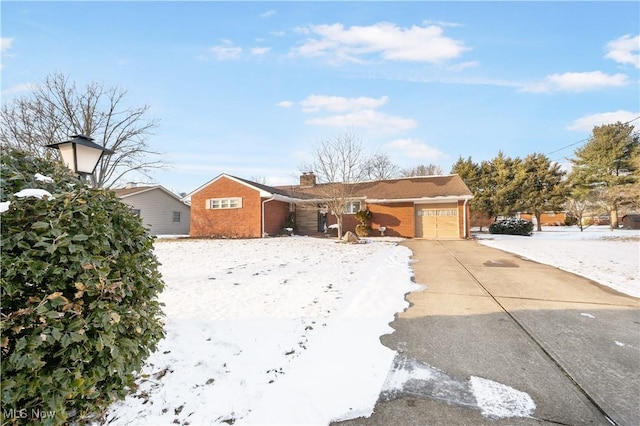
<box><xmin>300</xmin><ymin>172</ymin><xmax>316</xmax><ymax>187</ymax></box>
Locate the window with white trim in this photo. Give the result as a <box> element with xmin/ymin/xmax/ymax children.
<box><xmin>344</xmin><ymin>201</ymin><xmax>362</xmax><ymax>214</ymax></box>
<box><xmin>207</xmin><ymin>197</ymin><xmax>242</xmax><ymax>209</ymax></box>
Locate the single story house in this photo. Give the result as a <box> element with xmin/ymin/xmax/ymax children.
<box><xmin>185</xmin><ymin>173</ymin><xmax>473</xmax><ymax>239</ymax></box>
<box><xmin>114</xmin><ymin>184</ymin><xmax>191</xmax><ymax>235</ymax></box>
<box><xmin>621</xmin><ymin>214</ymin><xmax>640</xmax><ymax>229</ymax></box>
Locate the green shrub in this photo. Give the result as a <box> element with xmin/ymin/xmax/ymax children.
<box><xmin>489</xmin><ymin>218</ymin><xmax>534</xmax><ymax>236</ymax></box>
<box><xmin>354</xmin><ymin>209</ymin><xmax>372</xmax><ymax>237</ymax></box>
<box><xmin>1</xmin><ymin>148</ymin><xmax>165</xmax><ymax>425</ymax></box>
<box><xmin>355</xmin><ymin>224</ymin><xmax>372</xmax><ymax>237</ymax></box>
<box><xmin>564</xmin><ymin>213</ymin><xmax>578</xmax><ymax>226</ymax></box>
<box><xmin>354</xmin><ymin>209</ymin><xmax>372</xmax><ymax>224</ymax></box>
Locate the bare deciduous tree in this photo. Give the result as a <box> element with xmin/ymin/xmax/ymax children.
<box><xmin>299</xmin><ymin>130</ymin><xmax>367</xmax><ymax>239</ymax></box>
<box><xmin>402</xmin><ymin>163</ymin><xmax>443</xmax><ymax>177</ymax></box>
<box><xmin>362</xmin><ymin>152</ymin><xmax>400</xmax><ymax>181</ymax></box>
<box><xmin>0</xmin><ymin>72</ymin><xmax>164</xmax><ymax>188</ymax></box>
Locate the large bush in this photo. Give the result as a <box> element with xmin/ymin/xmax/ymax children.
<box><xmin>489</xmin><ymin>218</ymin><xmax>534</xmax><ymax>236</ymax></box>
<box><xmin>1</xmin><ymin>148</ymin><xmax>165</xmax><ymax>424</ymax></box>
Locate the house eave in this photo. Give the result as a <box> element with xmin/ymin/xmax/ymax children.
<box><xmin>269</xmin><ymin>194</ymin><xmax>301</xmax><ymax>203</ymax></box>
<box><xmin>184</xmin><ymin>173</ymin><xmax>273</xmax><ymax>201</ymax></box>
<box><xmin>366</xmin><ymin>195</ymin><xmax>474</xmax><ymax>204</ymax></box>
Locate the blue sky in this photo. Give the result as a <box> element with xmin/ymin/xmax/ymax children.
<box><xmin>2</xmin><ymin>1</ymin><xmax>639</xmax><ymax>195</ymax></box>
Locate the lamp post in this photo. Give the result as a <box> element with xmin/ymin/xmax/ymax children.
<box><xmin>46</xmin><ymin>135</ymin><xmax>113</xmax><ymax>180</ymax></box>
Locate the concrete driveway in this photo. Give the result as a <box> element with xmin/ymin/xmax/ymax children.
<box><xmin>335</xmin><ymin>239</ymin><xmax>639</xmax><ymax>426</ymax></box>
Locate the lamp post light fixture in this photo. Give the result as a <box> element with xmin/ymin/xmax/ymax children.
<box><xmin>46</xmin><ymin>135</ymin><xmax>114</xmax><ymax>178</ymax></box>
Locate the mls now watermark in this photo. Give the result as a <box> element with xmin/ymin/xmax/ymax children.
<box><xmin>3</xmin><ymin>407</ymin><xmax>56</xmax><ymax>420</ymax></box>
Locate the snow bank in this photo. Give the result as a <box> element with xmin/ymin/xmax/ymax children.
<box><xmin>476</xmin><ymin>226</ymin><xmax>640</xmax><ymax>298</ymax></box>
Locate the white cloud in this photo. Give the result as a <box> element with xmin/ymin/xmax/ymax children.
<box><xmin>383</xmin><ymin>138</ymin><xmax>448</xmax><ymax>162</ymax></box>
<box><xmin>209</xmin><ymin>40</ymin><xmax>242</xmax><ymax>60</ymax></box>
<box><xmin>1</xmin><ymin>83</ymin><xmax>36</xmax><ymax>97</ymax></box>
<box><xmin>566</xmin><ymin>110</ymin><xmax>640</xmax><ymax>132</ymax></box>
<box><xmin>1</xmin><ymin>37</ymin><xmax>15</xmax><ymax>69</ymax></box>
<box><xmin>1</xmin><ymin>37</ymin><xmax>14</xmax><ymax>52</ymax></box>
<box><xmin>300</xmin><ymin>95</ymin><xmax>389</xmax><ymax>113</ymax></box>
<box><xmin>291</xmin><ymin>22</ymin><xmax>468</xmax><ymax>64</ymax></box>
<box><xmin>286</xmin><ymin>94</ymin><xmax>415</xmax><ymax>135</ymax></box>
<box><xmin>251</xmin><ymin>47</ymin><xmax>270</xmax><ymax>56</ymax></box>
<box><xmin>605</xmin><ymin>34</ymin><xmax>640</xmax><ymax>69</ymax></box>
<box><xmin>305</xmin><ymin>109</ymin><xmax>416</xmax><ymax>134</ymax></box>
<box><xmin>422</xmin><ymin>19</ymin><xmax>462</xmax><ymax>28</ymax></box>
<box><xmin>522</xmin><ymin>71</ymin><xmax>629</xmax><ymax>93</ymax></box>
<box><xmin>261</xmin><ymin>10</ymin><xmax>277</xmax><ymax>19</ymax></box>
<box><xmin>448</xmin><ymin>61</ymin><xmax>479</xmax><ymax>72</ymax></box>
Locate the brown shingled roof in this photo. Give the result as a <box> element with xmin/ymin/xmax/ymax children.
<box><xmin>274</xmin><ymin>174</ymin><xmax>473</xmax><ymax>201</ymax></box>
<box><xmin>187</xmin><ymin>173</ymin><xmax>472</xmax><ymax>202</ymax></box>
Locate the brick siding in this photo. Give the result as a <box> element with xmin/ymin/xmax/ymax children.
<box><xmin>190</xmin><ymin>177</ymin><xmax>262</xmax><ymax>238</ymax></box>
<box><xmin>369</xmin><ymin>202</ymin><xmax>415</xmax><ymax>237</ymax></box>
<box><xmin>264</xmin><ymin>200</ymin><xmax>290</xmax><ymax>236</ymax></box>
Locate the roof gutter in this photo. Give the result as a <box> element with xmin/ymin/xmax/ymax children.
<box><xmin>366</xmin><ymin>195</ymin><xmax>474</xmax><ymax>204</ymax></box>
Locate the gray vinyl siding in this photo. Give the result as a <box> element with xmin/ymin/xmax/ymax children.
<box><xmin>120</xmin><ymin>188</ymin><xmax>190</xmax><ymax>235</ymax></box>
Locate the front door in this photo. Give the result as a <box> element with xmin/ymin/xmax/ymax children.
<box><xmin>317</xmin><ymin>204</ymin><xmax>329</xmax><ymax>232</ymax></box>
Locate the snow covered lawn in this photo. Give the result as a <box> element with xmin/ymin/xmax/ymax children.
<box><xmin>475</xmin><ymin>226</ymin><xmax>640</xmax><ymax>298</ymax></box>
<box><xmin>100</xmin><ymin>237</ymin><xmax>421</xmax><ymax>425</ymax></box>
<box><xmin>99</xmin><ymin>227</ymin><xmax>638</xmax><ymax>425</ymax></box>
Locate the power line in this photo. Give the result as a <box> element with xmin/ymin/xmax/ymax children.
<box><xmin>545</xmin><ymin>115</ymin><xmax>640</xmax><ymax>157</ymax></box>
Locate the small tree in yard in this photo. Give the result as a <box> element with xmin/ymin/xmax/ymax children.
<box><xmin>1</xmin><ymin>147</ymin><xmax>165</xmax><ymax>424</ymax></box>
<box><xmin>354</xmin><ymin>208</ymin><xmax>372</xmax><ymax>237</ymax></box>
<box><xmin>300</xmin><ymin>131</ymin><xmax>367</xmax><ymax>239</ymax></box>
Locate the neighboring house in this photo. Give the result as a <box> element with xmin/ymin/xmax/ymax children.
<box><xmin>621</xmin><ymin>214</ymin><xmax>640</xmax><ymax>229</ymax></box>
<box><xmin>185</xmin><ymin>173</ymin><xmax>473</xmax><ymax>239</ymax></box>
<box><xmin>114</xmin><ymin>184</ymin><xmax>191</xmax><ymax>235</ymax></box>
<box><xmin>516</xmin><ymin>212</ymin><xmax>567</xmax><ymax>226</ymax></box>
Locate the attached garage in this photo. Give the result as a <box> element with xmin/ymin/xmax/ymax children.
<box><xmin>415</xmin><ymin>203</ymin><xmax>461</xmax><ymax>239</ymax></box>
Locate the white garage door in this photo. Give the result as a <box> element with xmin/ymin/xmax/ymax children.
<box><xmin>415</xmin><ymin>204</ymin><xmax>459</xmax><ymax>239</ymax></box>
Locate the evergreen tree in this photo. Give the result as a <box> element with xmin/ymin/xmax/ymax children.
<box><xmin>475</xmin><ymin>160</ymin><xmax>498</xmax><ymax>221</ymax></box>
<box><xmin>451</xmin><ymin>156</ymin><xmax>490</xmax><ymax>230</ymax></box>
<box><xmin>515</xmin><ymin>153</ymin><xmax>568</xmax><ymax>231</ymax></box>
<box><xmin>451</xmin><ymin>156</ymin><xmax>478</xmax><ymax>187</ymax></box>
<box><xmin>569</xmin><ymin>122</ymin><xmax>639</xmax><ymax>229</ymax></box>
<box><xmin>491</xmin><ymin>152</ymin><xmax>521</xmax><ymax>218</ymax></box>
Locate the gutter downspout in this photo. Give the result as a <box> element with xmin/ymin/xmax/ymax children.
<box><xmin>463</xmin><ymin>197</ymin><xmax>469</xmax><ymax>239</ymax></box>
<box><xmin>262</xmin><ymin>197</ymin><xmax>275</xmax><ymax>238</ymax></box>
